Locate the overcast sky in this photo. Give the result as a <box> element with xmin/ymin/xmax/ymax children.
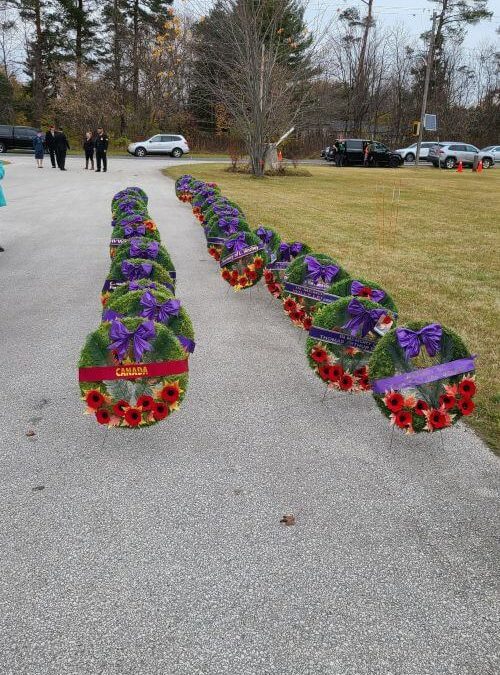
<box><xmin>307</xmin><ymin>0</ymin><xmax>500</xmax><ymax>46</ymax></box>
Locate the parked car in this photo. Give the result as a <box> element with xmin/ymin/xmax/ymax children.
<box><xmin>327</xmin><ymin>139</ymin><xmax>402</xmax><ymax>167</ymax></box>
<box><xmin>0</xmin><ymin>125</ymin><xmax>42</xmax><ymax>153</ymax></box>
<box><xmin>429</xmin><ymin>142</ymin><xmax>480</xmax><ymax>169</ymax></box>
<box><xmin>478</xmin><ymin>145</ymin><xmax>500</xmax><ymax>169</ymax></box>
<box><xmin>394</xmin><ymin>141</ymin><xmax>440</xmax><ymax>162</ymax></box>
<box><xmin>127</xmin><ymin>134</ymin><xmax>190</xmax><ymax>158</ymax></box>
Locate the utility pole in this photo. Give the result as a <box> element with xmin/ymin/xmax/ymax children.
<box><xmin>415</xmin><ymin>10</ymin><xmax>437</xmax><ymax>166</ymax></box>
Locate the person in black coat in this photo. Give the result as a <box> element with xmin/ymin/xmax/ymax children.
<box><xmin>95</xmin><ymin>127</ymin><xmax>109</xmax><ymax>172</ymax></box>
<box><xmin>45</xmin><ymin>125</ymin><xmax>57</xmax><ymax>168</ymax></box>
<box><xmin>83</xmin><ymin>131</ymin><xmax>95</xmax><ymax>170</ymax></box>
<box><xmin>54</xmin><ymin>129</ymin><xmax>70</xmax><ymax>171</ymax></box>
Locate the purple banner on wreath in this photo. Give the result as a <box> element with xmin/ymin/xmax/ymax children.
<box><xmin>284</xmin><ymin>282</ymin><xmax>339</xmax><ymax>304</ymax></box>
<box><xmin>371</xmin><ymin>356</ymin><xmax>476</xmax><ymax>394</ymax></box>
<box><xmin>308</xmin><ymin>325</ymin><xmax>376</xmax><ymax>352</ymax></box>
<box><xmin>266</xmin><ymin>261</ymin><xmax>290</xmax><ymax>271</ymax></box>
<box><xmin>102</xmin><ymin>278</ymin><xmax>175</xmax><ymax>294</ymax></box>
<box><xmin>110</xmin><ymin>238</ymin><xmax>126</xmax><ymax>247</ymax></box>
<box><xmin>220</xmin><ymin>244</ymin><xmax>264</xmax><ymax>267</ymax></box>
<box><xmin>207</xmin><ymin>237</ymin><xmax>226</xmax><ymax>245</ymax></box>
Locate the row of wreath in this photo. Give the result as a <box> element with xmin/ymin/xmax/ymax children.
<box><xmin>78</xmin><ymin>186</ymin><xmax>194</xmax><ymax>428</ymax></box>
<box><xmin>175</xmin><ymin>174</ymin><xmax>477</xmax><ymax>436</ymax></box>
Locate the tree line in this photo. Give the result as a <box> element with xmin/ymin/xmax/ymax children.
<box><xmin>0</xmin><ymin>0</ymin><xmax>498</xmax><ymax>165</ymax></box>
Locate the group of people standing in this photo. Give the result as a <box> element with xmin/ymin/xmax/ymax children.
<box><xmin>32</xmin><ymin>126</ymin><xmax>109</xmax><ymax>172</ymax></box>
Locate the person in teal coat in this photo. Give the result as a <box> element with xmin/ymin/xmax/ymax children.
<box><xmin>0</xmin><ymin>162</ymin><xmax>5</xmax><ymax>251</ymax></box>
<box><xmin>33</xmin><ymin>131</ymin><xmax>45</xmax><ymax>168</ymax></box>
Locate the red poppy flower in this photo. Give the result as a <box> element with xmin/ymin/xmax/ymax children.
<box><xmin>354</xmin><ymin>366</ymin><xmax>367</xmax><ymax>377</ymax></box>
<box><xmin>95</xmin><ymin>408</ymin><xmax>111</xmax><ymax>425</ymax></box>
<box><xmin>384</xmin><ymin>391</ymin><xmax>404</xmax><ymax>413</ymax></box>
<box><xmin>339</xmin><ymin>373</ymin><xmax>354</xmax><ymax>391</ymax></box>
<box><xmin>153</xmin><ymin>402</ymin><xmax>169</xmax><ymax>420</ymax></box>
<box><xmin>86</xmin><ymin>389</ymin><xmax>105</xmax><ymax>409</ymax></box>
<box><xmin>137</xmin><ymin>395</ymin><xmax>154</xmax><ymax>411</ymax></box>
<box><xmin>267</xmin><ymin>283</ymin><xmax>279</xmax><ymax>295</ymax></box>
<box><xmin>438</xmin><ymin>393</ymin><xmax>456</xmax><ymax>410</ymax></box>
<box><xmin>311</xmin><ymin>346</ymin><xmax>328</xmax><ymax>363</ymax></box>
<box><xmin>302</xmin><ymin>317</ymin><xmax>313</xmax><ymax>330</ymax></box>
<box><xmin>382</xmin><ymin>315</ymin><xmax>392</xmax><ymax>324</ymax></box>
<box><xmin>331</xmin><ymin>364</ymin><xmax>344</xmax><ymax>382</ymax></box>
<box><xmin>283</xmin><ymin>298</ymin><xmax>296</xmax><ymax>312</ymax></box>
<box><xmin>427</xmin><ymin>408</ymin><xmax>448</xmax><ymax>430</ymax></box>
<box><xmin>253</xmin><ymin>257</ymin><xmax>263</xmax><ymax>269</ymax></box>
<box><xmin>221</xmin><ymin>269</ymin><xmax>231</xmax><ymax>281</ymax></box>
<box><xmin>239</xmin><ymin>276</ymin><xmax>248</xmax><ymax>287</ymax></box>
<box><xmin>458</xmin><ymin>378</ymin><xmax>476</xmax><ymax>398</ymax></box>
<box><xmin>358</xmin><ymin>374</ymin><xmax>370</xmax><ymax>390</ymax></box>
<box><xmin>229</xmin><ymin>277</ymin><xmax>238</xmax><ymax>286</ymax></box>
<box><xmin>290</xmin><ymin>310</ymin><xmax>302</xmax><ymax>322</ymax></box>
<box><xmin>345</xmin><ymin>347</ymin><xmax>357</xmax><ymax>356</ymax></box>
<box><xmin>394</xmin><ymin>410</ymin><xmax>412</xmax><ymax>429</ymax></box>
<box><xmin>247</xmin><ymin>270</ymin><xmax>257</xmax><ymax>281</ymax></box>
<box><xmin>231</xmin><ymin>269</ymin><xmax>239</xmax><ymax>280</ymax></box>
<box><xmin>113</xmin><ymin>399</ymin><xmax>129</xmax><ymax>417</ymax></box>
<box><xmin>124</xmin><ymin>407</ymin><xmax>142</xmax><ymax>427</ymax></box>
<box><xmin>414</xmin><ymin>399</ymin><xmax>429</xmax><ymax>416</ymax></box>
<box><xmin>160</xmin><ymin>383</ymin><xmax>180</xmax><ymax>404</ymax></box>
<box><xmin>359</xmin><ymin>286</ymin><xmax>372</xmax><ymax>297</ymax></box>
<box><xmin>318</xmin><ymin>365</ymin><xmax>333</xmax><ymax>381</ymax></box>
<box><xmin>457</xmin><ymin>398</ymin><xmax>475</xmax><ymax>416</ymax></box>
<box><xmin>264</xmin><ymin>270</ymin><xmax>274</xmax><ymax>283</ymax></box>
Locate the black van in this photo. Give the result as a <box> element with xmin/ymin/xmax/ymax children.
<box><xmin>327</xmin><ymin>139</ymin><xmax>402</xmax><ymax>167</ymax></box>
<box><xmin>0</xmin><ymin>125</ymin><xmax>41</xmax><ymax>153</ymax></box>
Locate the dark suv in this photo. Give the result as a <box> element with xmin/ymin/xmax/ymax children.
<box><xmin>0</xmin><ymin>125</ymin><xmax>41</xmax><ymax>153</ymax></box>
<box><xmin>327</xmin><ymin>139</ymin><xmax>402</xmax><ymax>167</ymax></box>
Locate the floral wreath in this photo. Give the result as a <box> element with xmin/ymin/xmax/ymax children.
<box><xmin>101</xmin><ymin>258</ymin><xmax>175</xmax><ymax>305</ymax></box>
<box><xmin>191</xmin><ymin>185</ymin><xmax>221</xmax><ymax>213</ymax></box>
<box><xmin>112</xmin><ymin>196</ymin><xmax>148</xmax><ymax>219</ymax></box>
<box><xmin>219</xmin><ymin>231</ymin><xmax>269</xmax><ymax>290</ymax></box>
<box><xmin>112</xmin><ymin>237</ymin><xmax>176</xmax><ymax>281</ymax></box>
<box><xmin>263</xmin><ymin>240</ymin><xmax>311</xmax><ymax>299</ymax></box>
<box><xmin>306</xmin><ymin>296</ymin><xmax>396</xmax><ymax>393</ymax></box>
<box><xmin>110</xmin><ymin>216</ymin><xmax>160</xmax><ymax>257</ymax></box>
<box><xmin>205</xmin><ymin>215</ymin><xmax>250</xmax><ymax>261</ymax></box>
<box><xmin>203</xmin><ymin>198</ymin><xmax>244</xmax><ymax>228</ymax></box>
<box><xmin>175</xmin><ymin>175</ymin><xmax>194</xmax><ymax>200</ymax></box>
<box><xmin>103</xmin><ymin>287</ymin><xmax>195</xmax><ymax>355</ymax></box>
<box><xmin>79</xmin><ymin>317</ymin><xmax>189</xmax><ymax>428</ymax></box>
<box><xmin>112</xmin><ymin>187</ymin><xmax>148</xmax><ymax>209</ymax></box>
<box><xmin>328</xmin><ymin>277</ymin><xmax>398</xmax><ymax>314</ymax></box>
<box><xmin>282</xmin><ymin>253</ymin><xmax>350</xmax><ymax>330</ymax></box>
<box><xmin>369</xmin><ymin>321</ymin><xmax>476</xmax><ymax>434</ymax></box>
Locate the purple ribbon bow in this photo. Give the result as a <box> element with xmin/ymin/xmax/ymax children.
<box><xmin>108</xmin><ymin>320</ymin><xmax>155</xmax><ymax>362</ymax></box>
<box><xmin>342</xmin><ymin>298</ymin><xmax>386</xmax><ymax>337</ymax></box>
<box><xmin>219</xmin><ymin>217</ymin><xmax>240</xmax><ymax>236</ymax></box>
<box><xmin>123</xmin><ymin>222</ymin><xmax>146</xmax><ymax>237</ymax></box>
<box><xmin>129</xmin><ymin>281</ymin><xmax>157</xmax><ymax>291</ymax></box>
<box><xmin>304</xmin><ymin>256</ymin><xmax>339</xmax><ymax>285</ymax></box>
<box><xmin>139</xmin><ymin>291</ymin><xmax>181</xmax><ymax>323</ymax></box>
<box><xmin>279</xmin><ymin>241</ymin><xmax>303</xmax><ymax>261</ymax></box>
<box><xmin>225</xmin><ymin>232</ymin><xmax>247</xmax><ymax>253</ymax></box>
<box><xmin>396</xmin><ymin>324</ymin><xmax>442</xmax><ymax>360</ymax></box>
<box><xmin>129</xmin><ymin>239</ymin><xmax>159</xmax><ymax>260</ymax></box>
<box><xmin>121</xmin><ymin>260</ymin><xmax>153</xmax><ymax>281</ymax></box>
<box><xmin>351</xmin><ymin>280</ymin><xmax>386</xmax><ymax>303</ymax></box>
<box><xmin>256</xmin><ymin>227</ymin><xmax>273</xmax><ymax>244</ymax></box>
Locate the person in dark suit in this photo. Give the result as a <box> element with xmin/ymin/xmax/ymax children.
<box><xmin>83</xmin><ymin>131</ymin><xmax>95</xmax><ymax>170</ymax></box>
<box><xmin>54</xmin><ymin>129</ymin><xmax>70</xmax><ymax>170</ymax></box>
<box><xmin>45</xmin><ymin>125</ymin><xmax>57</xmax><ymax>168</ymax></box>
<box><xmin>95</xmin><ymin>127</ymin><xmax>109</xmax><ymax>172</ymax></box>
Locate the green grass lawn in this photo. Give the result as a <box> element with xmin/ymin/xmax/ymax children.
<box><xmin>163</xmin><ymin>163</ymin><xmax>500</xmax><ymax>451</ymax></box>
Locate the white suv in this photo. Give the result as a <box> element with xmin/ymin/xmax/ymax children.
<box><xmin>128</xmin><ymin>134</ymin><xmax>190</xmax><ymax>158</ymax></box>
<box><xmin>394</xmin><ymin>141</ymin><xmax>439</xmax><ymax>163</ymax></box>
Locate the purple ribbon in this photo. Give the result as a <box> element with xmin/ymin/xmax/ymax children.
<box><xmin>219</xmin><ymin>218</ymin><xmax>240</xmax><ymax>236</ymax></box>
<box><xmin>342</xmin><ymin>298</ymin><xmax>386</xmax><ymax>337</ymax></box>
<box><xmin>102</xmin><ymin>309</ymin><xmax>122</xmax><ymax>322</ymax></box>
<box><xmin>129</xmin><ymin>239</ymin><xmax>159</xmax><ymax>260</ymax></box>
<box><xmin>108</xmin><ymin>320</ymin><xmax>155</xmax><ymax>362</ymax></box>
<box><xmin>351</xmin><ymin>280</ymin><xmax>386</xmax><ymax>303</ymax></box>
<box><xmin>371</xmin><ymin>356</ymin><xmax>476</xmax><ymax>394</ymax></box>
<box><xmin>112</xmin><ymin>214</ymin><xmax>144</xmax><ymax>228</ymax></box>
<box><xmin>279</xmin><ymin>242</ymin><xmax>303</xmax><ymax>261</ymax></box>
<box><xmin>225</xmin><ymin>232</ymin><xmax>247</xmax><ymax>254</ymax></box>
<box><xmin>304</xmin><ymin>256</ymin><xmax>339</xmax><ymax>285</ymax></box>
<box><xmin>178</xmin><ymin>335</ymin><xmax>196</xmax><ymax>354</ymax></box>
<box><xmin>129</xmin><ymin>281</ymin><xmax>157</xmax><ymax>291</ymax></box>
<box><xmin>256</xmin><ymin>227</ymin><xmax>273</xmax><ymax>244</ymax></box>
<box><xmin>121</xmin><ymin>260</ymin><xmax>153</xmax><ymax>281</ymax></box>
<box><xmin>396</xmin><ymin>324</ymin><xmax>442</xmax><ymax>360</ymax></box>
<box><xmin>139</xmin><ymin>291</ymin><xmax>181</xmax><ymax>323</ymax></box>
<box><xmin>123</xmin><ymin>223</ymin><xmax>146</xmax><ymax>238</ymax></box>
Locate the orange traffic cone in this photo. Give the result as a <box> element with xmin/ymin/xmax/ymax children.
<box><xmin>456</xmin><ymin>160</ymin><xmax>463</xmax><ymax>173</ymax></box>
<box><xmin>277</xmin><ymin>150</ymin><xmax>283</xmax><ymax>162</ymax></box>
<box><xmin>477</xmin><ymin>160</ymin><xmax>483</xmax><ymax>173</ymax></box>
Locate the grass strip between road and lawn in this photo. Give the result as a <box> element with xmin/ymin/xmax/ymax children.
<box><xmin>163</xmin><ymin>163</ymin><xmax>500</xmax><ymax>452</ymax></box>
